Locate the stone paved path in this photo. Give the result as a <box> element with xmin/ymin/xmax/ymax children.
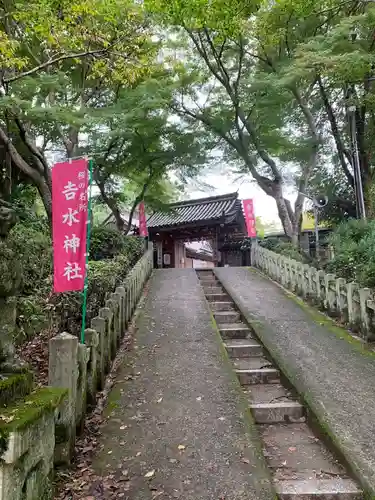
<box><xmin>215</xmin><ymin>266</ymin><xmax>375</xmax><ymax>496</ymax></box>
<box><xmin>92</xmin><ymin>269</ymin><xmax>275</xmax><ymax>500</ymax></box>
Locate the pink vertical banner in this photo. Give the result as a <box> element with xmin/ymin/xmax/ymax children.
<box><xmin>138</xmin><ymin>201</ymin><xmax>148</xmax><ymax>237</ymax></box>
<box><xmin>243</xmin><ymin>199</ymin><xmax>257</xmax><ymax>238</ymax></box>
<box><xmin>52</xmin><ymin>158</ymin><xmax>89</xmax><ymax>293</ymax></box>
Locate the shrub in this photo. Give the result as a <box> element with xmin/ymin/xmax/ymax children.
<box><xmin>16</xmin><ymin>295</ymin><xmax>51</xmax><ymax>344</ymax></box>
<box><xmin>326</xmin><ymin>219</ymin><xmax>375</xmax><ymax>288</ymax></box>
<box><xmin>8</xmin><ymin>222</ymin><xmax>52</xmax><ymax>296</ymax></box>
<box><xmin>90</xmin><ymin>227</ymin><xmax>126</xmax><ymax>261</ymax></box>
<box><xmin>51</xmin><ymin>237</ymin><xmax>145</xmax><ymax>335</ymax></box>
<box><xmin>259</xmin><ymin>238</ymin><xmax>310</xmax><ymax>263</ymax></box>
<box><xmin>90</xmin><ymin>227</ymin><xmax>145</xmax><ymax>262</ymax></box>
<box><xmin>2</xmin><ymin>220</ymin><xmax>145</xmax><ymax>342</ymax></box>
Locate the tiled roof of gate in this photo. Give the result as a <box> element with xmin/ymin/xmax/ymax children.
<box><xmin>147</xmin><ymin>192</ymin><xmax>242</xmax><ymax>229</ymax></box>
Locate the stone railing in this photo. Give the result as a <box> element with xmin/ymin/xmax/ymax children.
<box><xmin>252</xmin><ymin>243</ymin><xmax>375</xmax><ymax>342</ymax></box>
<box><xmin>48</xmin><ymin>243</ymin><xmax>153</xmax><ymax>465</ymax></box>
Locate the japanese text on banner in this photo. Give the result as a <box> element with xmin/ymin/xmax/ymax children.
<box><xmin>243</xmin><ymin>199</ymin><xmax>257</xmax><ymax>238</ymax></box>
<box><xmin>138</xmin><ymin>201</ymin><xmax>148</xmax><ymax>237</ymax></box>
<box><xmin>52</xmin><ymin>159</ymin><xmax>89</xmax><ymax>293</ymax></box>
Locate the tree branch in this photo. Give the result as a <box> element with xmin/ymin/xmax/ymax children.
<box><xmin>3</xmin><ymin>46</ymin><xmax>114</xmax><ymax>84</ymax></box>
<box><xmin>317</xmin><ymin>75</ymin><xmax>354</xmax><ymax>187</ymax></box>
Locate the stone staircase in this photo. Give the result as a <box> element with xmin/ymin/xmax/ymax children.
<box><xmin>197</xmin><ymin>269</ymin><xmax>363</xmax><ymax>500</ymax></box>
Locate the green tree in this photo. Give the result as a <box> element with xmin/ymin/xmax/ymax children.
<box><xmin>0</xmin><ymin>0</ymin><xmax>154</xmax><ymax>223</ymax></box>
<box><xmin>85</xmin><ymin>74</ymin><xmax>211</xmax><ymax>231</ymax></box>
<box><xmin>145</xmin><ymin>0</ymin><xmax>327</xmax><ymax>244</ymax></box>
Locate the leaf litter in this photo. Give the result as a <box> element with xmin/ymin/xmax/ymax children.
<box><xmin>53</xmin><ymin>297</ymin><xmax>148</xmax><ymax>500</ymax></box>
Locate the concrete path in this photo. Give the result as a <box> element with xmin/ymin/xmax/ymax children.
<box><xmin>215</xmin><ymin>267</ymin><xmax>375</xmax><ymax>496</ymax></box>
<box><xmin>93</xmin><ymin>269</ymin><xmax>275</xmax><ymax>500</ymax></box>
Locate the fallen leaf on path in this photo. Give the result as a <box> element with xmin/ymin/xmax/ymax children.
<box><xmin>152</xmin><ymin>491</ymin><xmax>164</xmax><ymax>498</ymax></box>
<box><xmin>145</xmin><ymin>469</ymin><xmax>156</xmax><ymax>479</ymax></box>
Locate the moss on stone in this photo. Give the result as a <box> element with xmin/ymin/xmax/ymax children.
<box><xmin>286</xmin><ymin>291</ymin><xmax>375</xmax><ymax>358</ymax></box>
<box><xmin>241</xmin><ymin>315</ymin><xmax>373</xmax><ymax>498</ymax></box>
<box><xmin>104</xmin><ymin>386</ymin><xmax>122</xmax><ymax>416</ymax></box>
<box><xmin>0</xmin><ymin>371</ymin><xmax>33</xmax><ymax>407</ymax></box>
<box><xmin>248</xmin><ymin>266</ymin><xmax>375</xmax><ymax>358</ymax></box>
<box><xmin>0</xmin><ymin>387</ymin><xmax>67</xmax><ymax>454</ymax></box>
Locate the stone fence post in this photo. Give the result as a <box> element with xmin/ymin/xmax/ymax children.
<box><xmin>85</xmin><ymin>328</ymin><xmax>99</xmax><ymax>406</ymax></box>
<box><xmin>253</xmin><ymin>245</ymin><xmax>375</xmax><ymax>342</ymax></box>
<box><xmin>48</xmin><ymin>332</ymin><xmax>78</xmax><ymax>465</ymax></box>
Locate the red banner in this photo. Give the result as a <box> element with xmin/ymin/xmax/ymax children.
<box><xmin>52</xmin><ymin>159</ymin><xmax>89</xmax><ymax>293</ymax></box>
<box><xmin>243</xmin><ymin>199</ymin><xmax>257</xmax><ymax>238</ymax></box>
<box><xmin>138</xmin><ymin>201</ymin><xmax>148</xmax><ymax>237</ymax></box>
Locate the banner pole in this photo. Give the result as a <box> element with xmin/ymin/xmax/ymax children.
<box><xmin>80</xmin><ymin>158</ymin><xmax>94</xmax><ymax>344</ymax></box>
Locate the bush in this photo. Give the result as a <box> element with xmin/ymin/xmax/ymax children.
<box><xmin>90</xmin><ymin>227</ymin><xmax>126</xmax><ymax>260</ymax></box>
<box><xmin>259</xmin><ymin>238</ymin><xmax>310</xmax><ymax>263</ymax></box>
<box><xmin>2</xmin><ymin>221</ymin><xmax>145</xmax><ymax>342</ymax></box>
<box><xmin>8</xmin><ymin>222</ymin><xmax>52</xmax><ymax>296</ymax></box>
<box><xmin>51</xmin><ymin>237</ymin><xmax>145</xmax><ymax>335</ymax></box>
<box><xmin>90</xmin><ymin>227</ymin><xmax>146</xmax><ymax>262</ymax></box>
<box><xmin>326</xmin><ymin>219</ymin><xmax>375</xmax><ymax>287</ymax></box>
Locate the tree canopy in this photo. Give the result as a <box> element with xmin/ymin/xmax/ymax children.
<box><xmin>2</xmin><ymin>0</ymin><xmax>375</xmax><ymax>240</ymax></box>
<box><xmin>145</xmin><ymin>0</ymin><xmax>375</xmax><ymax>238</ymax></box>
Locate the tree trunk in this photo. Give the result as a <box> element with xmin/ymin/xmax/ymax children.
<box><xmin>36</xmin><ymin>180</ymin><xmax>52</xmax><ymax>226</ymax></box>
<box><xmin>96</xmin><ymin>179</ymin><xmax>125</xmax><ymax>232</ymax></box>
<box><xmin>274</xmin><ymin>194</ymin><xmax>294</xmax><ymax>240</ymax></box>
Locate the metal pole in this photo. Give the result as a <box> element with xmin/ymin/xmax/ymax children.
<box><xmin>314</xmin><ymin>205</ymin><xmax>320</xmax><ymax>261</ymax></box>
<box><xmin>80</xmin><ymin>158</ymin><xmax>94</xmax><ymax>344</ymax></box>
<box><xmin>349</xmin><ymin>107</ymin><xmax>366</xmax><ymax>220</ymax></box>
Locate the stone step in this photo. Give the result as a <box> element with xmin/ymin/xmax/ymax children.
<box><xmin>250</xmin><ymin>402</ymin><xmax>304</xmax><ymax>424</ymax></box>
<box><xmin>219</xmin><ymin>324</ymin><xmax>253</xmax><ymax>340</ymax></box>
<box><xmin>225</xmin><ymin>340</ymin><xmax>263</xmax><ymax>358</ymax></box>
<box><xmin>201</xmin><ymin>281</ymin><xmax>220</xmax><ymax>287</ymax></box>
<box><xmin>233</xmin><ymin>357</ymin><xmax>273</xmax><ymax>370</ymax></box>
<box><xmin>203</xmin><ymin>283</ymin><xmax>222</xmax><ymax>290</ymax></box>
<box><xmin>236</xmin><ymin>368</ymin><xmax>280</xmax><ymax>385</ymax></box>
<box><xmin>214</xmin><ymin>311</ymin><xmax>241</xmax><ymax>324</ymax></box>
<box><xmin>205</xmin><ymin>292</ymin><xmax>228</xmax><ymax>301</ymax></box>
<box><xmin>243</xmin><ymin>383</ymin><xmax>294</xmax><ymax>405</ymax></box>
<box><xmin>210</xmin><ymin>301</ymin><xmax>235</xmax><ymax>312</ymax></box>
<box><xmin>275</xmin><ymin>478</ymin><xmax>362</xmax><ymax>499</ymax></box>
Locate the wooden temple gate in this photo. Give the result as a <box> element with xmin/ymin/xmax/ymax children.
<box><xmin>147</xmin><ymin>193</ymin><xmax>247</xmax><ymax>269</ymax></box>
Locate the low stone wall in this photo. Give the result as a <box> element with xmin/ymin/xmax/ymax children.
<box><xmin>0</xmin><ymin>384</ymin><xmax>66</xmax><ymax>500</ymax></box>
<box><xmin>252</xmin><ymin>244</ymin><xmax>375</xmax><ymax>342</ymax></box>
<box><xmin>48</xmin><ymin>244</ymin><xmax>153</xmax><ymax>464</ymax></box>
